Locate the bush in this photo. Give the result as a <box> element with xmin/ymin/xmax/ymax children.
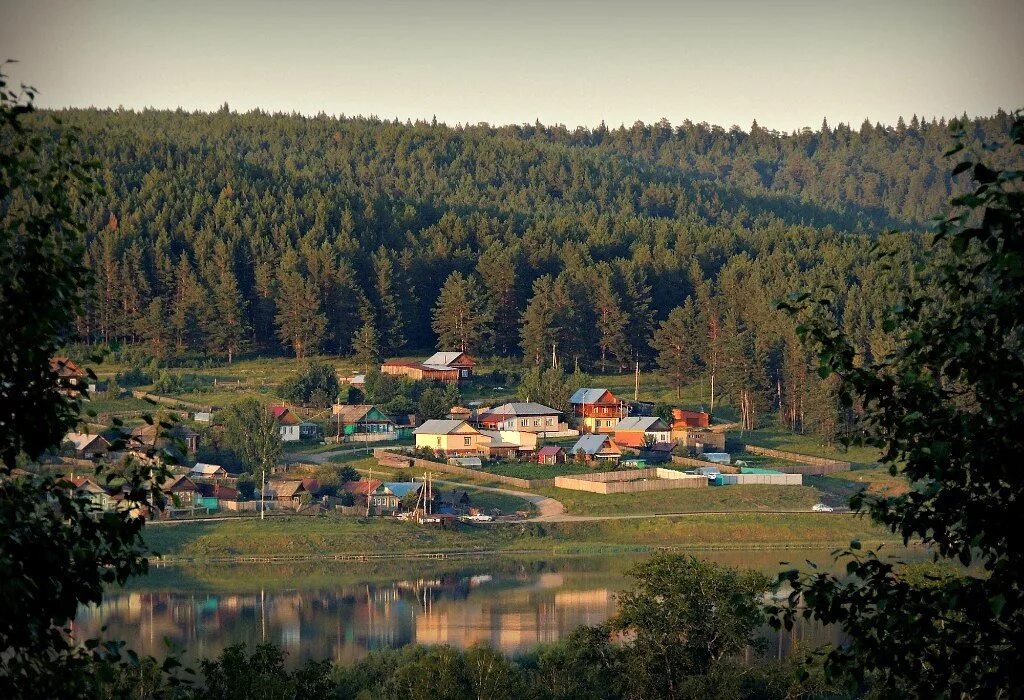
<box><xmin>279</xmin><ymin>361</ymin><xmax>341</xmax><ymax>408</ymax></box>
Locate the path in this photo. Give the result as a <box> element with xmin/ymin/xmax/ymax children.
<box><xmin>430</xmin><ymin>478</ymin><xmax>566</xmax><ymax>520</ymax></box>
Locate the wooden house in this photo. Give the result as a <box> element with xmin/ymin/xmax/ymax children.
<box><xmin>270</xmin><ymin>406</ymin><xmax>301</xmax><ymax>442</ymax></box>
<box><xmin>330</xmin><ymin>404</ymin><xmax>395</xmax><ymax>436</ymax></box>
<box><xmin>536</xmin><ymin>445</ymin><xmax>566</xmax><ymax>465</ymax></box>
<box><xmin>64</xmin><ymin>432</ymin><xmax>110</xmax><ymax>460</ymax></box>
<box><xmin>613</xmin><ymin>416</ymin><xmax>672</xmax><ymax>448</ymax></box>
<box><xmin>50</xmin><ymin>356</ymin><xmax>86</xmax><ymax>395</ymax></box>
<box><xmin>381</xmin><ymin>351</ymin><xmax>475</xmax><ymax>382</ymax></box>
<box><xmin>671</xmin><ymin>408</ymin><xmax>710</xmax><ymax>429</ymax></box>
<box><xmin>569</xmin><ymin>388</ymin><xmax>628</xmax><ymax>434</ymax></box>
<box><xmin>190</xmin><ymin>462</ymin><xmax>228</xmax><ymax>479</ymax></box>
<box><xmin>196</xmin><ymin>482</ymin><xmax>239</xmax><ymax>510</ymax></box>
<box><xmin>66</xmin><ymin>475</ymin><xmax>115</xmax><ymax>511</ymax></box>
<box><xmin>569</xmin><ymin>434</ymin><xmax>622</xmax><ymax>463</ymax></box>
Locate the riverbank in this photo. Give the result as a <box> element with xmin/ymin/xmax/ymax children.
<box><xmin>143</xmin><ymin>512</ymin><xmax>898</xmax><ymax>563</ymax></box>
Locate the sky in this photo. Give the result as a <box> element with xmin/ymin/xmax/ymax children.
<box><xmin>1</xmin><ymin>0</ymin><xmax>1022</xmax><ymax>132</ymax></box>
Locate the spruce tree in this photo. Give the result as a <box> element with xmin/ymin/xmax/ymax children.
<box><xmin>652</xmin><ymin>301</ymin><xmax>698</xmax><ymax>398</ymax></box>
<box><xmin>352</xmin><ymin>319</ymin><xmax>381</xmax><ymax>373</ymax></box>
<box><xmin>372</xmin><ymin>247</ymin><xmax>406</xmax><ymax>354</ymax></box>
<box><xmin>432</xmin><ymin>271</ymin><xmax>488</xmax><ymax>353</ymax></box>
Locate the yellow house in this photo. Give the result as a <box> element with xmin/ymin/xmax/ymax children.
<box><xmin>414</xmin><ymin>419</ymin><xmax>492</xmax><ymax>456</ymax></box>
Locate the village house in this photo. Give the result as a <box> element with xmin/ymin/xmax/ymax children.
<box><xmin>638</xmin><ymin>441</ymin><xmax>675</xmax><ymax>464</ymax></box>
<box><xmin>613</xmin><ymin>416</ymin><xmax>672</xmax><ymax>448</ymax></box>
<box><xmin>163</xmin><ymin>474</ymin><xmax>200</xmax><ymax>511</ymax></box>
<box><xmin>674</xmin><ymin>427</ymin><xmax>726</xmax><ymax>454</ymax></box>
<box><xmin>341</xmin><ymin>478</ymin><xmax>405</xmax><ymax>514</ymax></box>
<box><xmin>414</xmin><ymin>419</ymin><xmax>491</xmax><ymax>456</ymax></box>
<box><xmin>381</xmin><ymin>351</ymin><xmax>475</xmax><ymax>382</ymax></box>
<box><xmin>50</xmin><ymin>356</ymin><xmax>87</xmax><ymax>395</ymax></box>
<box><xmin>569</xmin><ymin>434</ymin><xmax>623</xmax><ymax>463</ymax></box>
<box><xmin>475</xmin><ymin>402</ymin><xmax>564</xmax><ymax>434</ymax></box>
<box><xmin>66</xmin><ymin>475</ymin><xmax>115</xmax><ymax>511</ymax></box>
<box><xmin>195</xmin><ymin>482</ymin><xmax>240</xmax><ymax>510</ymax></box>
<box><xmin>64</xmin><ymin>431</ymin><xmax>110</xmax><ymax>460</ymax></box>
<box><xmin>127</xmin><ymin>422</ymin><xmax>199</xmax><ymax>461</ymax></box>
<box><xmin>270</xmin><ymin>406</ymin><xmax>301</xmax><ymax>442</ymax></box>
<box><xmin>569</xmin><ymin>388</ymin><xmax>628</xmax><ymax>434</ymax></box>
<box><xmin>479</xmin><ymin>429</ymin><xmax>538</xmax><ymax>458</ymax></box>
<box><xmin>671</xmin><ymin>408</ymin><xmax>711</xmax><ymax>429</ymax></box>
<box><xmin>330</xmin><ymin>404</ymin><xmax>395</xmax><ymax>438</ymax></box>
<box><xmin>190</xmin><ymin>462</ymin><xmax>228</xmax><ymax>479</ymax></box>
<box><xmin>264</xmin><ymin>479</ymin><xmax>310</xmax><ymax>507</ymax></box>
<box><xmin>536</xmin><ymin>445</ymin><xmax>566</xmax><ymax>465</ymax></box>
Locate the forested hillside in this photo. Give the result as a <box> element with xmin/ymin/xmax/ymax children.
<box><xmin>34</xmin><ymin>107</ymin><xmax>1019</xmax><ymax>434</ymax></box>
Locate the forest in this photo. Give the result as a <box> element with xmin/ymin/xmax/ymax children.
<box><xmin>33</xmin><ymin>107</ymin><xmax>1021</xmax><ymax>436</ymax></box>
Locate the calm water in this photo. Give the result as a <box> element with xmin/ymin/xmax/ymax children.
<box><xmin>76</xmin><ymin>551</ymin><xmax>868</xmax><ymax>666</ymax></box>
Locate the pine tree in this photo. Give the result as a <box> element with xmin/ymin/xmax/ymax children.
<box><xmin>652</xmin><ymin>300</ymin><xmax>698</xmax><ymax>398</ymax></box>
<box><xmin>476</xmin><ymin>242</ymin><xmax>520</xmax><ymax>355</ymax></box>
<box><xmin>432</xmin><ymin>271</ymin><xmax>488</xmax><ymax>353</ymax></box>
<box><xmin>170</xmin><ymin>256</ymin><xmax>206</xmax><ymax>353</ymax></box>
<box><xmin>351</xmin><ymin>319</ymin><xmax>381</xmax><ymax>373</ymax></box>
<box><xmin>137</xmin><ymin>298</ymin><xmax>170</xmax><ymax>360</ymax></box>
<box><xmin>594</xmin><ymin>274</ymin><xmax>629</xmax><ymax>372</ymax></box>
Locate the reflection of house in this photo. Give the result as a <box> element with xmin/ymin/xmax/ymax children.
<box><xmin>414</xmin><ymin>420</ymin><xmax>490</xmax><ymax>456</ymax></box>
<box><xmin>569</xmin><ymin>388</ymin><xmax>627</xmax><ymax>434</ymax></box>
<box><xmin>613</xmin><ymin>417</ymin><xmax>671</xmax><ymax>447</ymax></box>
<box><xmin>569</xmin><ymin>434</ymin><xmax>622</xmax><ymax>462</ymax></box>
<box><xmin>270</xmin><ymin>407</ymin><xmax>301</xmax><ymax>442</ymax></box>
<box><xmin>536</xmin><ymin>445</ymin><xmax>566</xmax><ymax>465</ymax></box>
<box><xmin>330</xmin><ymin>404</ymin><xmax>395</xmax><ymax>436</ymax></box>
<box><xmin>476</xmin><ymin>403</ymin><xmax>563</xmax><ymax>434</ymax></box>
<box><xmin>64</xmin><ymin>431</ymin><xmax>110</xmax><ymax>459</ymax></box>
<box><xmin>381</xmin><ymin>351</ymin><xmax>475</xmax><ymax>382</ymax></box>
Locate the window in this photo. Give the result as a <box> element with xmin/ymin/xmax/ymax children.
<box><xmin>464</xmin><ymin>436</ymin><xmax>471</xmax><ymax>446</ymax></box>
<box><xmin>521</xmin><ymin>419</ymin><xmax>528</xmax><ymax>427</ymax></box>
<box><xmin>545</xmin><ymin>418</ymin><xmax>553</xmax><ymax>426</ymax></box>
<box><xmin>533</xmin><ymin>419</ymin><xmax>540</xmax><ymax>427</ymax></box>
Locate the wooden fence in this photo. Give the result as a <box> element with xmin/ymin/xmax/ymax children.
<box><xmin>741</xmin><ymin>445</ymin><xmax>851</xmax><ymax>475</ymax></box>
<box><xmin>130</xmin><ymin>391</ymin><xmax>212</xmax><ymax>412</ymax></box>
<box><xmin>553</xmin><ymin>468</ymin><xmax>707</xmax><ymax>495</ymax></box>
<box><xmin>373</xmin><ymin>449</ymin><xmax>555</xmax><ymax>490</ymax></box>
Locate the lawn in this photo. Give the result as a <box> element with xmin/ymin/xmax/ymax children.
<box><xmin>479</xmin><ymin>460</ymin><xmax>606</xmax><ymax>480</ymax></box>
<box><xmin>735</xmin><ymin>423</ymin><xmax>884</xmax><ymax>469</ymax></box>
<box><xmin>539</xmin><ymin>484</ymin><xmax>821</xmax><ymax>517</ymax></box>
<box><xmin>142</xmin><ymin>512</ymin><xmax>899</xmax><ymax>561</ymax></box>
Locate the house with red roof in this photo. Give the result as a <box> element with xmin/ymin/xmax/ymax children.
<box><xmin>270</xmin><ymin>406</ymin><xmax>301</xmax><ymax>441</ymax></box>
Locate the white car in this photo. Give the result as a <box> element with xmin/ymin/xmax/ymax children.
<box><xmin>463</xmin><ymin>513</ymin><xmax>494</xmax><ymax>522</ymax></box>
<box><xmin>812</xmin><ymin>503</ymin><xmax>834</xmax><ymax>512</ymax></box>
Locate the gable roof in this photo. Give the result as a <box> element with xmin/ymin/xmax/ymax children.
<box><xmin>67</xmin><ymin>475</ymin><xmax>105</xmax><ymax>493</ymax></box>
<box><xmin>615</xmin><ymin>416</ymin><xmax>669</xmax><ymax>432</ymax></box>
<box><xmin>571</xmin><ymin>434</ymin><xmax>620</xmax><ymax>456</ymax></box>
<box><xmin>196</xmin><ymin>482</ymin><xmax>239</xmax><ymax>499</ymax></box>
<box><xmin>414</xmin><ymin>419</ymin><xmax>476</xmax><ymax>435</ymax></box>
<box><xmin>569</xmin><ymin>388</ymin><xmax>617</xmax><ymax>405</ymax></box>
<box><xmin>424</xmin><ymin>351</ymin><xmax>473</xmax><ymax>367</ymax></box>
<box><xmin>384</xmin><ymin>482</ymin><xmax>421</xmax><ymax>498</ymax></box>
<box><xmin>270</xmin><ymin>406</ymin><xmax>301</xmax><ymax>426</ymax></box>
<box><xmin>165</xmin><ymin>474</ymin><xmax>198</xmax><ymax>494</ymax></box>
<box><xmin>191</xmin><ymin>463</ymin><xmax>226</xmax><ymax>476</ymax></box>
<box><xmin>267</xmin><ymin>480</ymin><xmax>306</xmax><ymax>499</ymax></box>
<box><xmin>333</xmin><ymin>404</ymin><xmax>390</xmax><ymax>424</ymax></box>
<box><xmin>537</xmin><ymin>445</ymin><xmax>565</xmax><ymax>457</ymax></box>
<box><xmin>489</xmin><ymin>402</ymin><xmax>561</xmax><ymax>417</ymax></box>
<box><xmin>342</xmin><ymin>479</ymin><xmax>381</xmax><ymax>496</ymax></box>
<box><xmin>50</xmin><ymin>356</ymin><xmax>86</xmax><ymax>379</ymax></box>
<box><xmin>64</xmin><ymin>432</ymin><xmax>109</xmax><ymax>452</ymax></box>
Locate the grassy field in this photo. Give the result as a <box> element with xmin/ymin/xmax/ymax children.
<box><xmin>735</xmin><ymin>424</ymin><xmax>885</xmax><ymax>469</ymax></box>
<box><xmin>479</xmin><ymin>460</ymin><xmax>603</xmax><ymax>480</ymax></box>
<box><xmin>142</xmin><ymin>511</ymin><xmax>897</xmax><ymax>561</ymax></box>
<box><xmin>538</xmin><ymin>484</ymin><xmax>821</xmax><ymax>516</ymax></box>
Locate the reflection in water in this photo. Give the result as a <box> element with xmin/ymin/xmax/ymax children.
<box><xmin>75</xmin><ymin>554</ymin><xmax>853</xmax><ymax>666</ymax></box>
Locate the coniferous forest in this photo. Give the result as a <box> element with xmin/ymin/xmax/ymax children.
<box><xmin>37</xmin><ymin>108</ymin><xmax>1021</xmax><ymax>434</ymax></box>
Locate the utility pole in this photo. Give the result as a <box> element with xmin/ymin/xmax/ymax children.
<box><xmin>634</xmin><ymin>361</ymin><xmax>640</xmax><ymax>402</ymax></box>
<box><xmin>260</xmin><ymin>467</ymin><xmax>266</xmax><ymax>521</ymax></box>
<box><xmin>366</xmin><ymin>467</ymin><xmax>373</xmax><ymax>517</ymax></box>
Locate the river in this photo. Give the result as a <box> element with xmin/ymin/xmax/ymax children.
<box><xmin>75</xmin><ymin>549</ymin><xmax>875</xmax><ymax>666</ymax></box>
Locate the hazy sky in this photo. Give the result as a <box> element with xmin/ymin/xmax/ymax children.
<box><xmin>1</xmin><ymin>0</ymin><xmax>1022</xmax><ymax>131</ymax></box>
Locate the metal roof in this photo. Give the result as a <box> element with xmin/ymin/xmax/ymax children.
<box><xmin>424</xmin><ymin>351</ymin><xmax>471</xmax><ymax>366</ymax></box>
<box><xmin>614</xmin><ymin>416</ymin><xmax>667</xmax><ymax>432</ymax></box>
<box><xmin>489</xmin><ymin>402</ymin><xmax>561</xmax><ymax>417</ymax></box>
<box><xmin>384</xmin><ymin>482</ymin><xmax>421</xmax><ymax>498</ymax></box>
<box><xmin>414</xmin><ymin>419</ymin><xmax>471</xmax><ymax>435</ymax></box>
<box><xmin>571</xmin><ymin>434</ymin><xmax>612</xmax><ymax>455</ymax></box>
<box><xmin>569</xmin><ymin>388</ymin><xmax>614</xmax><ymax>405</ymax></box>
